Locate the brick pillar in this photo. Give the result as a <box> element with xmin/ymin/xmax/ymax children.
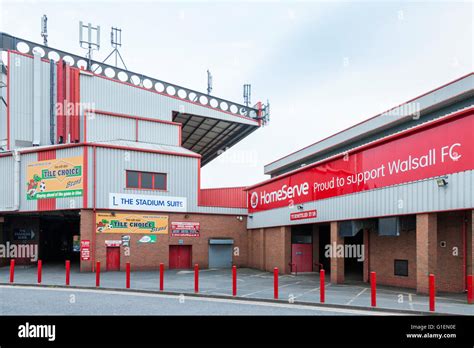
<box><xmin>330</xmin><ymin>221</ymin><xmax>344</xmax><ymax>284</ymax></box>
<box><xmin>283</xmin><ymin>226</ymin><xmax>291</xmax><ymax>274</ymax></box>
<box><xmin>312</xmin><ymin>225</ymin><xmax>319</xmax><ymax>271</ymax></box>
<box><xmin>79</xmin><ymin>209</ymin><xmax>94</xmax><ymax>272</ymax></box>
<box><xmin>416</xmin><ymin>213</ymin><xmax>437</xmax><ymax>294</ymax></box>
<box><xmin>363</xmin><ymin>228</ymin><xmax>370</xmax><ymax>283</ymax></box>
<box><xmin>260</xmin><ymin>228</ymin><xmax>266</xmax><ymax>271</ymax></box>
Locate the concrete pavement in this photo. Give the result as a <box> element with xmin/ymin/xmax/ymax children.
<box><xmin>0</xmin><ymin>264</ymin><xmax>472</xmax><ymax>315</ymax></box>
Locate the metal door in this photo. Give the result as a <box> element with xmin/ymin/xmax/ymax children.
<box><xmin>291</xmin><ymin>244</ymin><xmax>313</xmax><ymax>273</ymax></box>
<box><xmin>169</xmin><ymin>245</ymin><xmax>192</xmax><ymax>269</ymax></box>
<box><xmin>208</xmin><ymin>244</ymin><xmax>233</xmax><ymax>268</ymax></box>
<box><xmin>106</xmin><ymin>247</ymin><xmax>120</xmax><ymax>271</ymax></box>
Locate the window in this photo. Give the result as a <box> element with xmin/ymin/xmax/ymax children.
<box><xmin>394</xmin><ymin>259</ymin><xmax>408</xmax><ymax>277</ymax></box>
<box><xmin>126</xmin><ymin>171</ymin><xmax>167</xmax><ymax>190</ymax></box>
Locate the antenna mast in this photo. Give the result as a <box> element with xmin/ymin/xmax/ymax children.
<box><xmin>79</xmin><ymin>21</ymin><xmax>101</xmax><ymax>70</ymax></box>
<box><xmin>207</xmin><ymin>70</ymin><xmax>213</xmax><ymax>95</ymax></box>
<box><xmin>41</xmin><ymin>15</ymin><xmax>48</xmax><ymax>46</ymax></box>
<box><xmin>102</xmin><ymin>27</ymin><xmax>128</xmax><ymax>70</ymax></box>
<box><xmin>243</xmin><ymin>84</ymin><xmax>252</xmax><ymax>107</ymax></box>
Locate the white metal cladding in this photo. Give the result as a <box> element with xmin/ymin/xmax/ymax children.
<box><xmin>264</xmin><ymin>74</ymin><xmax>474</xmax><ymax>175</ymax></box>
<box><xmin>137</xmin><ymin>120</ymin><xmax>179</xmax><ymax>146</ymax></box>
<box><xmin>79</xmin><ymin>74</ymin><xmax>259</xmax><ymax>126</ymax></box>
<box><xmin>247</xmin><ymin>170</ymin><xmax>474</xmax><ymax>229</ymax></box>
<box><xmin>86</xmin><ymin>114</ymin><xmax>136</xmax><ymax>142</ymax></box>
<box><xmin>1</xmin><ymin>58</ymin><xmax>7</xmax><ymax>143</ymax></box>
<box><xmin>0</xmin><ymin>155</ymin><xmax>15</xmax><ymax>209</ymax></box>
<box><xmin>93</xmin><ymin>147</ymin><xmax>199</xmax><ymax>209</ymax></box>
<box><xmin>9</xmin><ymin>52</ymin><xmax>51</xmax><ymax>149</ymax></box>
<box><xmin>19</xmin><ymin>151</ymin><xmax>37</xmax><ymax>211</ymax></box>
<box><xmin>92</xmin><ymin>140</ymin><xmax>196</xmax><ymax>156</ymax></box>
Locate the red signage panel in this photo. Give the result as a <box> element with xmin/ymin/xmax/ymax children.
<box><xmin>80</xmin><ymin>240</ymin><xmax>90</xmax><ymax>261</ymax></box>
<box><xmin>171</xmin><ymin>222</ymin><xmax>200</xmax><ymax>237</ymax></box>
<box><xmin>249</xmin><ymin>111</ymin><xmax>474</xmax><ymax>213</ymax></box>
<box><xmin>290</xmin><ymin>210</ymin><xmax>317</xmax><ymax>221</ymax></box>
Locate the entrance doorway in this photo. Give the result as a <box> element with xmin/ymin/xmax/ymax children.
<box><xmin>291</xmin><ymin>224</ymin><xmax>313</xmax><ymax>273</ymax></box>
<box><xmin>291</xmin><ymin>244</ymin><xmax>313</xmax><ymax>272</ymax></box>
<box><xmin>169</xmin><ymin>245</ymin><xmax>192</xmax><ymax>269</ymax></box>
<box><xmin>344</xmin><ymin>230</ymin><xmax>364</xmax><ymax>281</ymax></box>
<box><xmin>106</xmin><ymin>247</ymin><xmax>120</xmax><ymax>271</ymax></box>
<box><xmin>318</xmin><ymin>224</ymin><xmax>331</xmax><ymax>272</ymax></box>
<box><xmin>38</xmin><ymin>214</ymin><xmax>80</xmax><ymax>264</ymax></box>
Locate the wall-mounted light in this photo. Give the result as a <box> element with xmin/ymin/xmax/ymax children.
<box><xmin>436</xmin><ymin>176</ymin><xmax>448</xmax><ymax>187</ymax></box>
<box><xmin>248</xmin><ymin>215</ymin><xmax>253</xmax><ymax>219</ymax></box>
<box><xmin>184</xmin><ymin>214</ymin><xmax>190</xmax><ymax>219</ymax></box>
<box><xmin>236</xmin><ymin>216</ymin><xmax>243</xmax><ymax>221</ymax></box>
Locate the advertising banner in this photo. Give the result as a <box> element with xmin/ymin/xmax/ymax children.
<box><xmin>96</xmin><ymin>212</ymin><xmax>168</xmax><ymax>234</ymax></box>
<box><xmin>171</xmin><ymin>222</ymin><xmax>200</xmax><ymax>237</ymax></box>
<box><xmin>248</xmin><ymin>113</ymin><xmax>474</xmax><ymax>213</ymax></box>
<box><xmin>26</xmin><ymin>156</ymin><xmax>83</xmax><ymax>200</ymax></box>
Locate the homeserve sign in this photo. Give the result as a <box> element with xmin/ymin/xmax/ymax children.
<box><xmin>109</xmin><ymin>193</ymin><xmax>187</xmax><ymax>212</ymax></box>
<box><xmin>250</xmin><ymin>143</ymin><xmax>463</xmax><ymax>209</ymax></box>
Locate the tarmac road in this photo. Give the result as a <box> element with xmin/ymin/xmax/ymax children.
<box><xmin>0</xmin><ymin>285</ymin><xmax>399</xmax><ymax>316</ymax></box>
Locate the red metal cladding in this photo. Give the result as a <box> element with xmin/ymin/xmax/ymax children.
<box><xmin>248</xmin><ymin>110</ymin><xmax>474</xmax><ymax>213</ymax></box>
<box><xmin>37</xmin><ymin>150</ymin><xmax>57</xmax><ymax>211</ymax></box>
<box><xmin>199</xmin><ymin>187</ymin><xmax>248</xmax><ymax>208</ymax></box>
<box><xmin>56</xmin><ymin>60</ymin><xmax>65</xmax><ymax>143</ymax></box>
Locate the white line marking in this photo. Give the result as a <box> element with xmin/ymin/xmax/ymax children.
<box><xmin>346</xmin><ymin>288</ymin><xmax>367</xmax><ymax>305</ymax></box>
<box><xmin>0</xmin><ymin>285</ymin><xmax>400</xmax><ymax>316</ymax></box>
<box><xmin>241</xmin><ymin>282</ymin><xmax>302</xmax><ymax>297</ymax></box>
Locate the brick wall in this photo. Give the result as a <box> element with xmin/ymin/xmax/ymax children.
<box><xmin>247</xmin><ymin>226</ymin><xmax>291</xmax><ymax>274</ymax></box>
<box><xmin>436</xmin><ymin>211</ymin><xmax>465</xmax><ymax>292</ymax></box>
<box><xmin>80</xmin><ymin>209</ymin><xmax>248</xmax><ymax>271</ymax></box>
<box><xmin>369</xmin><ymin>228</ymin><xmax>417</xmax><ymax>289</ymax></box>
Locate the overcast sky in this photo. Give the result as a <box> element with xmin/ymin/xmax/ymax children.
<box><xmin>0</xmin><ymin>0</ymin><xmax>472</xmax><ymax>188</ymax></box>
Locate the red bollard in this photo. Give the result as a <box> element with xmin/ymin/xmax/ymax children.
<box><xmin>370</xmin><ymin>271</ymin><xmax>376</xmax><ymax>307</ymax></box>
<box><xmin>232</xmin><ymin>265</ymin><xmax>237</xmax><ymax>296</ymax></box>
<box><xmin>65</xmin><ymin>260</ymin><xmax>70</xmax><ymax>286</ymax></box>
<box><xmin>194</xmin><ymin>264</ymin><xmax>199</xmax><ymax>293</ymax></box>
<box><xmin>320</xmin><ymin>269</ymin><xmax>325</xmax><ymax>303</ymax></box>
<box><xmin>159</xmin><ymin>263</ymin><xmax>164</xmax><ymax>291</ymax></box>
<box><xmin>96</xmin><ymin>261</ymin><xmax>100</xmax><ymax>287</ymax></box>
<box><xmin>37</xmin><ymin>260</ymin><xmax>42</xmax><ymax>284</ymax></box>
<box><xmin>9</xmin><ymin>259</ymin><xmax>15</xmax><ymax>283</ymax></box>
<box><xmin>429</xmin><ymin>274</ymin><xmax>435</xmax><ymax>312</ymax></box>
<box><xmin>468</xmin><ymin>275</ymin><xmax>473</xmax><ymax>304</ymax></box>
<box><xmin>274</xmin><ymin>267</ymin><xmax>279</xmax><ymax>300</ymax></box>
<box><xmin>126</xmin><ymin>262</ymin><xmax>130</xmax><ymax>289</ymax></box>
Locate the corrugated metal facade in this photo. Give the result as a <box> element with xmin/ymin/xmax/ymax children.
<box><xmin>200</xmin><ymin>187</ymin><xmax>248</xmax><ymax>208</ymax></box>
<box><xmin>79</xmin><ymin>73</ymin><xmax>258</xmax><ymax>127</ymax></box>
<box><xmin>9</xmin><ymin>52</ymin><xmax>52</xmax><ymax>149</ymax></box>
<box><xmin>247</xmin><ymin>170</ymin><xmax>474</xmax><ymax>229</ymax></box>
<box><xmin>93</xmin><ymin>146</ymin><xmax>199</xmax><ymax>209</ymax></box>
<box><xmin>86</xmin><ymin>113</ymin><xmax>136</xmax><ymax>142</ymax></box>
<box><xmin>0</xmin><ymin>155</ymin><xmax>15</xmax><ymax>210</ymax></box>
<box><xmin>137</xmin><ymin>120</ymin><xmax>179</xmax><ymax>146</ymax></box>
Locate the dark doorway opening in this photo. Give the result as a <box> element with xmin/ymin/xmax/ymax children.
<box><xmin>318</xmin><ymin>224</ymin><xmax>331</xmax><ymax>273</ymax></box>
<box><xmin>344</xmin><ymin>230</ymin><xmax>364</xmax><ymax>281</ymax></box>
<box><xmin>39</xmin><ymin>214</ymin><xmax>80</xmax><ymax>264</ymax></box>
